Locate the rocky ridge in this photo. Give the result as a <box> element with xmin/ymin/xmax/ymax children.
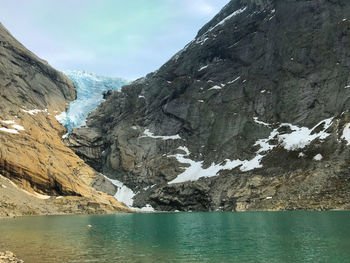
<box><xmin>67</xmin><ymin>0</ymin><xmax>350</xmax><ymax>211</ymax></box>
<box><xmin>0</xmin><ymin>23</ymin><xmax>130</xmax><ymax>216</ymax></box>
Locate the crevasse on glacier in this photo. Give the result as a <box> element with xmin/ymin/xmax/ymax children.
<box><xmin>57</xmin><ymin>70</ymin><xmax>129</xmax><ymax>133</ymax></box>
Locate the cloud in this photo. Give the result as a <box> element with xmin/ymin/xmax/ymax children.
<box><xmin>0</xmin><ymin>0</ymin><xmax>230</xmax><ymax>79</ymax></box>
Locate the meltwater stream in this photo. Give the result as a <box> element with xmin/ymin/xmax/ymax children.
<box><xmin>56</xmin><ymin>70</ymin><xmax>129</xmax><ymax>133</ymax></box>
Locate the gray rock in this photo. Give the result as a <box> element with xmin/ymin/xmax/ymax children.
<box><xmin>67</xmin><ymin>0</ymin><xmax>350</xmax><ymax>211</ymax></box>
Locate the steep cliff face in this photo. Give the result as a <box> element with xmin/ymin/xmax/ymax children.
<box><xmin>67</xmin><ymin>0</ymin><xmax>350</xmax><ymax>211</ymax></box>
<box><xmin>0</xmin><ymin>23</ymin><xmax>130</xmax><ymax>216</ymax></box>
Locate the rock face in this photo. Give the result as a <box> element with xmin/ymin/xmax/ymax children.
<box><xmin>0</xmin><ymin>23</ymin><xmax>130</xmax><ymax>215</ymax></box>
<box><xmin>67</xmin><ymin>0</ymin><xmax>350</xmax><ymax>211</ymax></box>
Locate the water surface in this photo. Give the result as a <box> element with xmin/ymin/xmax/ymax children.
<box><xmin>0</xmin><ymin>211</ymin><xmax>349</xmax><ymax>262</ymax></box>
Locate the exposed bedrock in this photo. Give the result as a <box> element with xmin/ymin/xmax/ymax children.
<box><xmin>67</xmin><ymin>0</ymin><xmax>350</xmax><ymax>211</ymax></box>
<box><xmin>0</xmin><ymin>23</ymin><xmax>130</xmax><ymax>215</ymax></box>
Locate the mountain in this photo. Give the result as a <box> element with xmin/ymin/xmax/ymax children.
<box><xmin>0</xmin><ymin>23</ymin><xmax>130</xmax><ymax>216</ymax></box>
<box><xmin>65</xmin><ymin>0</ymin><xmax>350</xmax><ymax>212</ymax></box>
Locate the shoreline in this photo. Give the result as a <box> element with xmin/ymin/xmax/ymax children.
<box><xmin>1</xmin><ymin>208</ymin><xmax>349</xmax><ymax>220</ymax></box>
<box><xmin>0</xmin><ymin>251</ymin><xmax>23</xmax><ymax>263</ymax></box>
<box><xmin>0</xmin><ymin>209</ymin><xmax>136</xmax><ymax>220</ymax></box>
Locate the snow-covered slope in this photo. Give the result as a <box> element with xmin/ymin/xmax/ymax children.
<box><xmin>56</xmin><ymin>71</ymin><xmax>129</xmax><ymax>132</ymax></box>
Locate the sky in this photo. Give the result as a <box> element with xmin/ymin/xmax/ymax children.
<box><xmin>0</xmin><ymin>0</ymin><xmax>229</xmax><ymax>79</ymax></box>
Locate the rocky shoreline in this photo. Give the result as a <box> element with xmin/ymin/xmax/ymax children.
<box><xmin>0</xmin><ymin>252</ymin><xmax>23</xmax><ymax>263</ymax></box>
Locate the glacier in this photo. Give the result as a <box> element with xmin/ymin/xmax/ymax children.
<box><xmin>57</xmin><ymin>70</ymin><xmax>129</xmax><ymax>132</ymax></box>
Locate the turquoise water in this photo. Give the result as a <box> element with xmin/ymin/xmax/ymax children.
<box><xmin>0</xmin><ymin>212</ymin><xmax>350</xmax><ymax>262</ymax></box>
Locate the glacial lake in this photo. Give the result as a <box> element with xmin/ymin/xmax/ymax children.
<box><xmin>0</xmin><ymin>211</ymin><xmax>350</xmax><ymax>262</ymax></box>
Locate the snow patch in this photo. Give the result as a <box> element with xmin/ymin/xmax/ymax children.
<box><xmin>12</xmin><ymin>124</ymin><xmax>24</xmax><ymax>131</ymax></box>
<box><xmin>277</xmin><ymin>118</ymin><xmax>333</xmax><ymax>150</ymax></box>
<box><xmin>22</xmin><ymin>109</ymin><xmax>47</xmax><ymax>115</ymax></box>
<box><xmin>0</xmin><ymin>127</ymin><xmax>19</xmax><ymax>134</ymax></box>
<box><xmin>103</xmin><ymin>175</ymin><xmax>155</xmax><ymax>211</ymax></box>
<box><xmin>254</xmin><ymin>117</ymin><xmax>333</xmax><ymax>152</ymax></box>
<box><xmin>313</xmin><ymin>154</ymin><xmax>323</xmax><ymax>161</ymax></box>
<box><xmin>208</xmin><ymin>7</ymin><xmax>247</xmax><ymax>33</ymax></box>
<box><xmin>104</xmin><ymin>176</ymin><xmax>135</xmax><ymax>207</ymax></box>
<box><xmin>228</xmin><ymin>76</ymin><xmax>241</xmax><ymax>84</ymax></box>
<box><xmin>33</xmin><ymin>192</ymin><xmax>51</xmax><ymax>200</ymax></box>
<box><xmin>21</xmin><ymin>189</ymin><xmax>51</xmax><ymax>199</ymax></box>
<box><xmin>141</xmin><ymin>129</ymin><xmax>181</xmax><ymax>140</ymax></box>
<box><xmin>115</xmin><ymin>185</ymin><xmax>135</xmax><ymax>207</ymax></box>
<box><xmin>1</xmin><ymin>120</ymin><xmax>15</xmax><ymax>125</ymax></box>
<box><xmin>341</xmin><ymin>123</ymin><xmax>350</xmax><ymax>145</ymax></box>
<box><xmin>173</xmin><ymin>6</ymin><xmax>247</xmax><ymax>62</ymax></box>
<box><xmin>133</xmin><ymin>204</ymin><xmax>155</xmax><ymax>212</ymax></box>
<box><xmin>6</xmin><ymin>177</ymin><xmax>51</xmax><ymax>199</ymax></box>
<box><xmin>0</xmin><ymin>120</ymin><xmax>25</xmax><ymax>134</ymax></box>
<box><xmin>168</xmin><ymin>146</ymin><xmax>264</xmax><ymax>184</ymax></box>
<box><xmin>253</xmin><ymin>117</ymin><xmax>270</xmax><ymax>127</ymax></box>
<box><xmin>195</xmin><ymin>36</ymin><xmax>209</xmax><ymax>45</ymax></box>
<box><xmin>198</xmin><ymin>65</ymin><xmax>209</xmax><ymax>71</ymax></box>
<box><xmin>169</xmin><ymin>117</ymin><xmax>334</xmax><ymax>184</ymax></box>
<box><xmin>208</xmin><ymin>85</ymin><xmax>222</xmax><ymax>91</ymax></box>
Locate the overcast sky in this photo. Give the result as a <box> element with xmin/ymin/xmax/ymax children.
<box><xmin>0</xmin><ymin>0</ymin><xmax>229</xmax><ymax>79</ymax></box>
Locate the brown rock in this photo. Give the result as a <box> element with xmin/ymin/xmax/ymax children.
<box><xmin>0</xmin><ymin>251</ymin><xmax>23</xmax><ymax>263</ymax></box>
<box><xmin>0</xmin><ymin>23</ymin><xmax>130</xmax><ymax>215</ymax></box>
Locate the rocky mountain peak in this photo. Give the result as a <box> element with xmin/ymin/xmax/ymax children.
<box><xmin>197</xmin><ymin>0</ymin><xmax>273</xmax><ymax>37</ymax></box>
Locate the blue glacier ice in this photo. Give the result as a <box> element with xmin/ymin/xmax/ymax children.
<box><xmin>56</xmin><ymin>70</ymin><xmax>129</xmax><ymax>133</ymax></box>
